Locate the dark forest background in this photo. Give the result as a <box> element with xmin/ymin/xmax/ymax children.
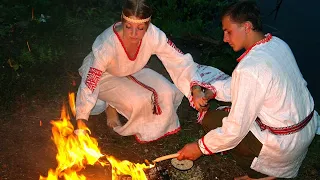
<box><xmin>0</xmin><ymin>0</ymin><xmax>240</xmax><ymax>112</ymax></box>
<box><xmin>0</xmin><ymin>1</ymin><xmax>319</xmax><ymax>180</ymax></box>
<box><xmin>0</xmin><ymin>0</ymin><xmax>318</xmax><ymax>113</ymax></box>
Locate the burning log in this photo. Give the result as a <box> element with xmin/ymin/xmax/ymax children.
<box><xmin>39</xmin><ymin>92</ymin><xmax>156</xmax><ymax>180</ymax></box>
<box><xmin>117</xmin><ymin>164</ymin><xmax>170</xmax><ymax>180</ymax></box>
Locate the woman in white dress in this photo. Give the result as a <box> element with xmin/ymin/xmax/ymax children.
<box><xmin>76</xmin><ymin>0</ymin><xmax>198</xmax><ymax>143</ymax></box>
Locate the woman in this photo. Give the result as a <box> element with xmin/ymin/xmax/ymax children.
<box><xmin>76</xmin><ymin>0</ymin><xmax>198</xmax><ymax>143</ymax></box>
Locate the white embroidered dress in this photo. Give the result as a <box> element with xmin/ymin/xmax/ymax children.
<box><xmin>193</xmin><ymin>34</ymin><xmax>319</xmax><ymax>178</ymax></box>
<box><xmin>76</xmin><ymin>22</ymin><xmax>198</xmax><ymax>143</ymax></box>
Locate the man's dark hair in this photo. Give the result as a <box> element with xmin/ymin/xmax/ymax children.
<box><xmin>221</xmin><ymin>0</ymin><xmax>263</xmax><ymax>32</ymax></box>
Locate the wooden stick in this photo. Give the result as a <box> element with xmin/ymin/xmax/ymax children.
<box><xmin>152</xmin><ymin>153</ymin><xmax>180</xmax><ymax>163</ymax></box>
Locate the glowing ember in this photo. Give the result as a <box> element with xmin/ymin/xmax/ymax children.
<box><xmin>39</xmin><ymin>92</ymin><xmax>154</xmax><ymax>180</ymax></box>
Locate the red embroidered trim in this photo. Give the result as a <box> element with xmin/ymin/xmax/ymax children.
<box><xmin>200</xmin><ymin>71</ymin><xmax>212</xmax><ymax>77</ymax></box>
<box><xmin>237</xmin><ymin>33</ymin><xmax>272</xmax><ymax>62</ymax></box>
<box><xmin>208</xmin><ymin>73</ymin><xmax>230</xmax><ymax>84</ymax></box>
<box><xmin>187</xmin><ymin>95</ymin><xmax>207</xmax><ymax>124</ymax></box>
<box><xmin>167</xmin><ymin>39</ymin><xmax>184</xmax><ymax>54</ymax></box>
<box><xmin>197</xmin><ymin>111</ymin><xmax>207</xmax><ymax>124</ymax></box>
<box><xmin>201</xmin><ymin>136</ymin><xmax>213</xmax><ymax>155</ymax></box>
<box><xmin>256</xmin><ymin>110</ymin><xmax>314</xmax><ymax>135</ymax></box>
<box><xmin>135</xmin><ymin>127</ymin><xmax>181</xmax><ymax>143</ymax></box>
<box><xmin>113</xmin><ymin>22</ymin><xmax>142</xmax><ymax>61</ymax></box>
<box><xmin>85</xmin><ymin>67</ymin><xmax>103</xmax><ymax>92</ymax></box>
<box><xmin>127</xmin><ymin>75</ymin><xmax>162</xmax><ymax>115</ymax></box>
<box><xmin>188</xmin><ymin>81</ymin><xmax>217</xmax><ymax>123</ymax></box>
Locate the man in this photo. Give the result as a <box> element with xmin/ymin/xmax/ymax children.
<box><xmin>177</xmin><ymin>1</ymin><xmax>319</xmax><ymax>179</ymax></box>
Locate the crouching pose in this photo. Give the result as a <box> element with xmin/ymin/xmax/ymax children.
<box><xmin>177</xmin><ymin>1</ymin><xmax>319</xmax><ymax>179</ymax></box>
<box><xmin>76</xmin><ymin>0</ymin><xmax>198</xmax><ymax>143</ymax></box>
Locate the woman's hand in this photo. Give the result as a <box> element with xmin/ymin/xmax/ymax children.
<box><xmin>77</xmin><ymin>119</ymin><xmax>87</xmax><ymax>127</ymax></box>
<box><xmin>177</xmin><ymin>142</ymin><xmax>203</xmax><ymax>161</ymax></box>
<box><xmin>74</xmin><ymin>119</ymin><xmax>89</xmax><ymax>135</ymax></box>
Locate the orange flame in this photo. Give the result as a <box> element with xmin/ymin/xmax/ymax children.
<box><xmin>106</xmin><ymin>156</ymin><xmax>152</xmax><ymax>180</ymax></box>
<box><xmin>68</xmin><ymin>92</ymin><xmax>76</xmax><ymax>117</ymax></box>
<box><xmin>39</xmin><ymin>92</ymin><xmax>154</xmax><ymax>180</ymax></box>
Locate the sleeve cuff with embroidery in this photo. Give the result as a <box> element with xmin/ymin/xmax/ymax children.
<box><xmin>190</xmin><ymin>81</ymin><xmax>217</xmax><ymax>99</ymax></box>
<box><xmin>198</xmin><ymin>136</ymin><xmax>214</xmax><ymax>155</ymax></box>
<box><xmin>188</xmin><ymin>81</ymin><xmax>217</xmax><ymax>123</ymax></box>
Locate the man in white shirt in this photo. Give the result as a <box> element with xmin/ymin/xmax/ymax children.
<box><xmin>177</xmin><ymin>1</ymin><xmax>319</xmax><ymax>179</ymax></box>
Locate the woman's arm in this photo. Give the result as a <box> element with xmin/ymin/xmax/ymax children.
<box><xmin>149</xmin><ymin>24</ymin><xmax>199</xmax><ymax>97</ymax></box>
<box><xmin>76</xmin><ymin>35</ymin><xmax>113</xmax><ymax>121</ymax></box>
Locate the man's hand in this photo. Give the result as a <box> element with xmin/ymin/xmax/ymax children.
<box><xmin>191</xmin><ymin>86</ymin><xmax>208</xmax><ymax>112</ymax></box>
<box><xmin>177</xmin><ymin>142</ymin><xmax>203</xmax><ymax>161</ymax></box>
<box><xmin>204</xmin><ymin>89</ymin><xmax>214</xmax><ymax>100</ymax></box>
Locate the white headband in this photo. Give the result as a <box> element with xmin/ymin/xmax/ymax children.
<box><xmin>122</xmin><ymin>13</ymin><xmax>151</xmax><ymax>23</ymax></box>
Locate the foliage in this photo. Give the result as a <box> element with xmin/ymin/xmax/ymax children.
<box><xmin>150</xmin><ymin>0</ymin><xmax>238</xmax><ymax>74</ymax></box>
<box><xmin>151</xmin><ymin>0</ymin><xmax>228</xmax><ymax>38</ymax></box>
<box><xmin>0</xmin><ymin>0</ymin><xmax>121</xmax><ymax>110</ymax></box>
<box><xmin>0</xmin><ymin>0</ymin><xmax>237</xmax><ymax>110</ymax></box>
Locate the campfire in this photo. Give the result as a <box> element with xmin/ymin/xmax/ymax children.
<box><xmin>39</xmin><ymin>92</ymin><xmax>155</xmax><ymax>180</ymax></box>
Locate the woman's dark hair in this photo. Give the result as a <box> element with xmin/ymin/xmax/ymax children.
<box><xmin>221</xmin><ymin>0</ymin><xmax>262</xmax><ymax>32</ymax></box>
<box><xmin>122</xmin><ymin>0</ymin><xmax>152</xmax><ymax>21</ymax></box>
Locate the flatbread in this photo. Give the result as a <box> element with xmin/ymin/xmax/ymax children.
<box><xmin>171</xmin><ymin>158</ymin><xmax>193</xmax><ymax>170</ymax></box>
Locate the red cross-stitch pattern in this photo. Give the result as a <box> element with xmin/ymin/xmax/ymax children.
<box><xmin>85</xmin><ymin>67</ymin><xmax>103</xmax><ymax>92</ymax></box>
<box><xmin>167</xmin><ymin>39</ymin><xmax>184</xmax><ymax>54</ymax></box>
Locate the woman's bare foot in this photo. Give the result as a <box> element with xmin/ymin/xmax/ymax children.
<box><xmin>105</xmin><ymin>106</ymin><xmax>121</xmax><ymax>128</ymax></box>
<box><xmin>234</xmin><ymin>175</ymin><xmax>276</xmax><ymax>180</ymax></box>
